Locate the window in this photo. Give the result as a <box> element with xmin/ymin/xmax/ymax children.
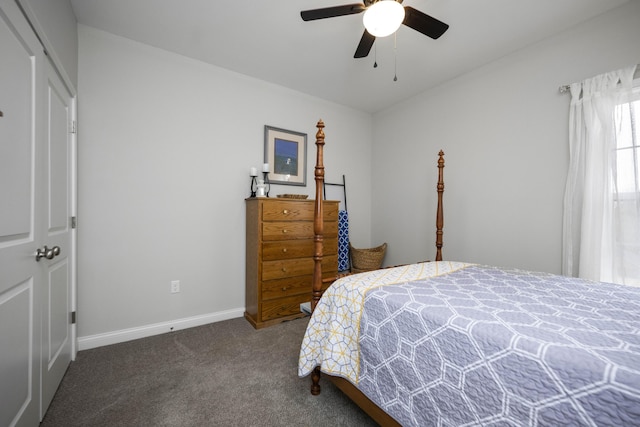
<box><xmin>563</xmin><ymin>66</ymin><xmax>639</xmax><ymax>285</ymax></box>
<box><xmin>613</xmin><ymin>82</ymin><xmax>640</xmax><ymax>285</ymax></box>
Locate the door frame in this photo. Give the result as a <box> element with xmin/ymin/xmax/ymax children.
<box><xmin>69</xmin><ymin>92</ymin><xmax>77</xmax><ymax>360</ymax></box>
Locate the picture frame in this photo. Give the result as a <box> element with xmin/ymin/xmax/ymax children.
<box><xmin>264</xmin><ymin>125</ymin><xmax>307</xmax><ymax>186</ymax></box>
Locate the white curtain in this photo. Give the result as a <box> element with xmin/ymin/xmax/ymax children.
<box><xmin>562</xmin><ymin>65</ymin><xmax>638</xmax><ymax>285</ymax></box>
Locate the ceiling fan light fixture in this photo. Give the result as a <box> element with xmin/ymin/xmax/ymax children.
<box><xmin>363</xmin><ymin>1</ymin><xmax>405</xmax><ymax>38</ymax></box>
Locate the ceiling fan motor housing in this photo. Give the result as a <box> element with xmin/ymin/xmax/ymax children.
<box><xmin>363</xmin><ymin>1</ymin><xmax>406</xmax><ymax>38</ymax></box>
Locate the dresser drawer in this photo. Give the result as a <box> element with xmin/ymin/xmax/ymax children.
<box><xmin>262</xmin><ymin>237</ymin><xmax>337</xmax><ymax>261</ymax></box>
<box><xmin>262</xmin><ymin>200</ymin><xmax>339</xmax><ymax>222</ymax></box>
<box><xmin>262</xmin><ymin>221</ymin><xmax>313</xmax><ymax>241</ymax></box>
<box><xmin>262</xmin><ymin>254</ymin><xmax>338</xmax><ymax>281</ymax></box>
<box><xmin>261</xmin><ymin>293</ymin><xmax>310</xmax><ymax>321</ymax></box>
<box><xmin>261</xmin><ymin>273</ymin><xmax>335</xmax><ymax>301</ymax></box>
<box><xmin>261</xmin><ymin>275</ymin><xmax>335</xmax><ymax>320</ymax></box>
<box><xmin>262</xmin><ymin>221</ymin><xmax>337</xmax><ymax>241</ymax></box>
<box><xmin>262</xmin><ymin>201</ymin><xmax>314</xmax><ymax>221</ymax></box>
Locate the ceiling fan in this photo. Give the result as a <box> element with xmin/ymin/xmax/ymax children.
<box><xmin>300</xmin><ymin>0</ymin><xmax>449</xmax><ymax>59</ymax></box>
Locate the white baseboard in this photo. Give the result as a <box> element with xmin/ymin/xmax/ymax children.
<box><xmin>77</xmin><ymin>308</ymin><xmax>245</xmax><ymax>351</ymax></box>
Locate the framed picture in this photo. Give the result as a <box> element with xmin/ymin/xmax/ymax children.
<box><xmin>264</xmin><ymin>125</ymin><xmax>307</xmax><ymax>186</ymax></box>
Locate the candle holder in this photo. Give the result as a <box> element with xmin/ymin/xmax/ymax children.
<box><xmin>249</xmin><ymin>166</ymin><xmax>259</xmax><ymax>198</ymax></box>
<box><xmin>250</xmin><ymin>175</ymin><xmax>258</xmax><ymax>197</ymax></box>
<box><xmin>262</xmin><ymin>172</ymin><xmax>271</xmax><ymax>197</ymax></box>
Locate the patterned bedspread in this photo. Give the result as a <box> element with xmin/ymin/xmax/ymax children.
<box><xmin>298</xmin><ymin>262</ymin><xmax>640</xmax><ymax>426</ymax></box>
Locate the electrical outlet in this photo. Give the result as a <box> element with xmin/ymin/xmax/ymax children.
<box><xmin>170</xmin><ymin>280</ymin><xmax>180</xmax><ymax>293</ymax></box>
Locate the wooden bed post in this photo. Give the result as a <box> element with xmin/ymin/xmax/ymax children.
<box><xmin>311</xmin><ymin>119</ymin><xmax>325</xmax><ymax>396</ymax></box>
<box><xmin>436</xmin><ymin>150</ymin><xmax>445</xmax><ymax>261</ymax></box>
<box><xmin>312</xmin><ymin>119</ymin><xmax>325</xmax><ymax>312</ymax></box>
<box><xmin>306</xmin><ymin>124</ymin><xmax>436</xmax><ymax>425</ymax></box>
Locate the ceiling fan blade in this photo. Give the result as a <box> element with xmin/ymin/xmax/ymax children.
<box><xmin>301</xmin><ymin>4</ymin><xmax>366</xmax><ymax>21</ymax></box>
<box><xmin>402</xmin><ymin>6</ymin><xmax>449</xmax><ymax>39</ymax></box>
<box><xmin>354</xmin><ymin>30</ymin><xmax>375</xmax><ymax>58</ymax></box>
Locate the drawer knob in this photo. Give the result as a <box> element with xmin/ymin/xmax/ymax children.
<box><xmin>283</xmin><ymin>209</ymin><xmax>289</xmax><ymax>214</ymax></box>
<box><xmin>282</xmin><ymin>229</ymin><xmax>288</xmax><ymax>233</ymax></box>
<box><xmin>282</xmin><ymin>248</ymin><xmax>287</xmax><ymax>253</ymax></box>
<box><xmin>282</xmin><ymin>287</ymin><xmax>288</xmax><ymax>291</ymax></box>
<box><xmin>282</xmin><ymin>268</ymin><xmax>287</xmax><ymax>272</ymax></box>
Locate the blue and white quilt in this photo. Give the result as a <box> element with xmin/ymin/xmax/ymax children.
<box><xmin>299</xmin><ymin>262</ymin><xmax>640</xmax><ymax>426</ymax></box>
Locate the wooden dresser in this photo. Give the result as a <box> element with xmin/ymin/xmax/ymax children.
<box><xmin>245</xmin><ymin>198</ymin><xmax>339</xmax><ymax>329</ymax></box>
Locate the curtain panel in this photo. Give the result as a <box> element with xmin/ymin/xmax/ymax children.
<box><xmin>562</xmin><ymin>65</ymin><xmax>638</xmax><ymax>285</ymax></box>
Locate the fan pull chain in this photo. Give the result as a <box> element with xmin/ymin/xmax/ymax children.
<box><xmin>373</xmin><ymin>42</ymin><xmax>378</xmax><ymax>68</ymax></box>
<box><xmin>393</xmin><ymin>32</ymin><xmax>398</xmax><ymax>81</ymax></box>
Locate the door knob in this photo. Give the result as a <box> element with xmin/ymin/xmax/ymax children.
<box><xmin>35</xmin><ymin>245</ymin><xmax>61</xmax><ymax>261</ymax></box>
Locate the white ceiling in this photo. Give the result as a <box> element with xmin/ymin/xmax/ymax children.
<box><xmin>70</xmin><ymin>0</ymin><xmax>629</xmax><ymax>113</ymax></box>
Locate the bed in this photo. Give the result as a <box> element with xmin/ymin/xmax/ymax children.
<box><xmin>298</xmin><ymin>120</ymin><xmax>640</xmax><ymax>426</ymax></box>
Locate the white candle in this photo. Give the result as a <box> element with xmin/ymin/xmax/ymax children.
<box><xmin>250</xmin><ymin>166</ymin><xmax>257</xmax><ymax>176</ymax></box>
<box><xmin>262</xmin><ymin>163</ymin><xmax>270</xmax><ymax>173</ymax></box>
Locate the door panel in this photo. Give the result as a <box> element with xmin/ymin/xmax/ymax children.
<box><xmin>41</xmin><ymin>58</ymin><xmax>73</xmax><ymax>413</ymax></box>
<box><xmin>0</xmin><ymin>280</ymin><xmax>35</xmax><ymax>427</ymax></box>
<box><xmin>47</xmin><ymin>79</ymin><xmax>69</xmax><ymax>231</ymax></box>
<box><xmin>0</xmin><ymin>4</ymin><xmax>33</xmax><ymax>239</ymax></box>
<box><xmin>0</xmin><ymin>1</ymin><xmax>44</xmax><ymax>425</ymax></box>
<box><xmin>45</xmin><ymin>261</ymin><xmax>69</xmax><ymax>367</ymax></box>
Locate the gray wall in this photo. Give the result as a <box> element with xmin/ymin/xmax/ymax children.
<box><xmin>76</xmin><ymin>1</ymin><xmax>640</xmax><ymax>348</ymax></box>
<box><xmin>76</xmin><ymin>26</ymin><xmax>373</xmax><ymax>346</ymax></box>
<box><xmin>372</xmin><ymin>1</ymin><xmax>640</xmax><ymax>273</ymax></box>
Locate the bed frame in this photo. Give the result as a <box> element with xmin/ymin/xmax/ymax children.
<box><xmin>308</xmin><ymin>119</ymin><xmax>445</xmax><ymax>426</ymax></box>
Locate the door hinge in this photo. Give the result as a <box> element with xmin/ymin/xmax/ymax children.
<box><xmin>71</xmin><ymin>216</ymin><xmax>77</xmax><ymax>229</ymax></box>
<box><xmin>70</xmin><ymin>120</ymin><xmax>77</xmax><ymax>134</ymax></box>
<box><xmin>71</xmin><ymin>311</ymin><xmax>77</xmax><ymax>324</ymax></box>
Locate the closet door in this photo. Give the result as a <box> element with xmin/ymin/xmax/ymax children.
<box><xmin>41</xmin><ymin>57</ymin><xmax>74</xmax><ymax>414</ymax></box>
<box><xmin>0</xmin><ymin>0</ymin><xmax>45</xmax><ymax>425</ymax></box>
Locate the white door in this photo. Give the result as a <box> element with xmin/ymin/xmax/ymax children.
<box><xmin>40</xmin><ymin>58</ymin><xmax>74</xmax><ymax>414</ymax></box>
<box><xmin>1</xmin><ymin>1</ymin><xmax>75</xmax><ymax>425</ymax></box>
<box><xmin>0</xmin><ymin>0</ymin><xmax>45</xmax><ymax>425</ymax></box>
